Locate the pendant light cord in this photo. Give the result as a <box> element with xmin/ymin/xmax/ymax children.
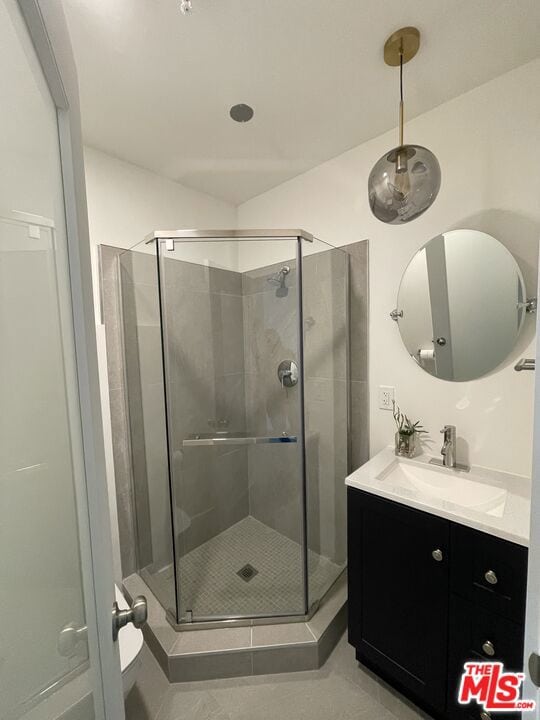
<box><xmin>399</xmin><ymin>49</ymin><xmax>404</xmax><ymax>146</ymax></box>
<box><xmin>400</xmin><ymin>52</ymin><xmax>404</xmax><ymax>103</ymax></box>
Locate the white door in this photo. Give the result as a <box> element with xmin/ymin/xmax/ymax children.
<box><xmin>0</xmin><ymin>1</ymin><xmax>125</xmax><ymax>718</ymax></box>
<box><xmin>524</xmin><ymin>263</ymin><xmax>540</xmax><ymax>713</ymax></box>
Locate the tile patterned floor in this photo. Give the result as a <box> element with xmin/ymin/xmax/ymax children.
<box><xmin>125</xmin><ymin>633</ymin><xmax>433</xmax><ymax>720</ymax></box>
<box><xmin>146</xmin><ymin>516</ymin><xmax>343</xmax><ymax>619</ymax></box>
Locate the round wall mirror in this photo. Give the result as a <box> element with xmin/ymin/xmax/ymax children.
<box><xmin>395</xmin><ymin>229</ymin><xmax>528</xmax><ymax>381</ymax></box>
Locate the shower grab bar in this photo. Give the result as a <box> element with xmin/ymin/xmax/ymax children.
<box><xmin>183</xmin><ymin>434</ymin><xmax>297</xmax><ymax>447</ymax></box>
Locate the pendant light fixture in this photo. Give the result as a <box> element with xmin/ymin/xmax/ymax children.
<box><xmin>368</xmin><ymin>27</ymin><xmax>441</xmax><ymax>225</ymax></box>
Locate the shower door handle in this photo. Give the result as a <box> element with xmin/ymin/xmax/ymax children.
<box><xmin>112</xmin><ymin>595</ymin><xmax>147</xmax><ymax>641</ymax></box>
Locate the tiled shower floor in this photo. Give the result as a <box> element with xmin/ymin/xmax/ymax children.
<box><xmin>145</xmin><ymin>516</ymin><xmax>343</xmax><ymax>619</ymax></box>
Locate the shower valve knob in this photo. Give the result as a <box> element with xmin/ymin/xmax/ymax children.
<box><xmin>277</xmin><ymin>360</ymin><xmax>299</xmax><ymax>388</ymax></box>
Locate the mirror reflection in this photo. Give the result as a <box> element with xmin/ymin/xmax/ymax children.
<box><xmin>396</xmin><ymin>229</ymin><xmax>527</xmax><ymax>381</ymax></box>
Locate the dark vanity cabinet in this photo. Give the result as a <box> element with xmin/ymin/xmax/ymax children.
<box><xmin>347</xmin><ymin>488</ymin><xmax>528</xmax><ymax>720</ymax></box>
<box><xmin>348</xmin><ymin>488</ymin><xmax>450</xmax><ymax>712</ymax></box>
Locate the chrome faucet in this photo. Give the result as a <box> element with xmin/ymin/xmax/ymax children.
<box><xmin>440</xmin><ymin>425</ymin><xmax>456</xmax><ymax>468</ymax></box>
<box><xmin>429</xmin><ymin>424</ymin><xmax>469</xmax><ymax>472</ymax></box>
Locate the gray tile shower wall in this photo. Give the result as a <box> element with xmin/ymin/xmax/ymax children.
<box><xmin>346</xmin><ymin>241</ymin><xmax>370</xmax><ymax>471</ymax></box>
<box><xmin>119</xmin><ymin>249</ymin><xmax>173</xmax><ymax>598</ymax></box>
<box><xmin>303</xmin><ymin>247</ymin><xmax>350</xmax><ymax>568</ymax></box>
<box><xmin>242</xmin><ymin>259</ymin><xmax>303</xmax><ymax>545</ymax></box>
<box><xmin>160</xmin><ymin>256</ymin><xmax>249</xmax><ymax>562</ymax></box>
<box><xmin>102</xmin><ymin>247</ymin><xmax>253</xmax><ymax>587</ymax></box>
<box><xmin>99</xmin><ymin>245</ymin><xmax>143</xmax><ymax>578</ymax></box>
<box><xmin>242</xmin><ymin>242</ymin><xmax>369</xmax><ymax>572</ymax></box>
<box><xmin>101</xmin><ymin>245</ymin><xmax>251</xmax><ymax>584</ymax></box>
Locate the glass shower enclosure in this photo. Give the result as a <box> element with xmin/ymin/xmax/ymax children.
<box><xmin>119</xmin><ymin>230</ymin><xmax>350</xmax><ymax>626</ymax></box>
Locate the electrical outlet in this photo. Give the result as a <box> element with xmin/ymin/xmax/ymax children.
<box><xmin>378</xmin><ymin>385</ymin><xmax>395</xmax><ymax>411</ymax></box>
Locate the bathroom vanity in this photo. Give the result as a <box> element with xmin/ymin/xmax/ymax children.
<box><xmin>346</xmin><ymin>449</ymin><xmax>530</xmax><ymax>720</ymax></box>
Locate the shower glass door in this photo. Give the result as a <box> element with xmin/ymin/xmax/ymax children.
<box><xmin>302</xmin><ymin>238</ymin><xmax>350</xmax><ymax>608</ymax></box>
<box><xmin>157</xmin><ymin>236</ymin><xmax>307</xmax><ymax>622</ymax></box>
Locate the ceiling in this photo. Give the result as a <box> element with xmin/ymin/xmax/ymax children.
<box><xmin>63</xmin><ymin>0</ymin><xmax>540</xmax><ymax>205</ymax></box>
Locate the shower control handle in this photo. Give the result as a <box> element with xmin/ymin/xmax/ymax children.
<box><xmin>278</xmin><ymin>360</ymin><xmax>299</xmax><ymax>388</ymax></box>
<box><xmin>112</xmin><ymin>595</ymin><xmax>147</xmax><ymax>641</ymax></box>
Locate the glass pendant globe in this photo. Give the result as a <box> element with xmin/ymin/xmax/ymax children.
<box><xmin>368</xmin><ymin>144</ymin><xmax>441</xmax><ymax>225</ymax></box>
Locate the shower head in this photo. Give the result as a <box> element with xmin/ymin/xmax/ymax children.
<box><xmin>267</xmin><ymin>265</ymin><xmax>290</xmax><ymax>287</ymax></box>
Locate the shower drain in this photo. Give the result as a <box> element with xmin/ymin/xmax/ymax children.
<box><xmin>237</xmin><ymin>563</ymin><xmax>258</xmax><ymax>582</ymax></box>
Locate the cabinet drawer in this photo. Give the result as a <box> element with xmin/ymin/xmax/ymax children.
<box><xmin>447</xmin><ymin>595</ymin><xmax>523</xmax><ymax>720</ymax></box>
<box><xmin>450</xmin><ymin>524</ymin><xmax>527</xmax><ymax>623</ymax></box>
<box><xmin>454</xmin><ymin>599</ymin><xmax>523</xmax><ymax>668</ymax></box>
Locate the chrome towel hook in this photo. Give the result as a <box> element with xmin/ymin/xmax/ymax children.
<box><xmin>514</xmin><ymin>358</ymin><xmax>535</xmax><ymax>372</ymax></box>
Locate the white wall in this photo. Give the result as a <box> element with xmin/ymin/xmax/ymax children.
<box><xmin>85</xmin><ymin>146</ymin><xmax>239</xmax><ymax>319</ymax></box>
<box><xmin>84</xmin><ymin>146</ymin><xmax>237</xmax><ymax>250</ymax></box>
<box><xmin>238</xmin><ymin>59</ymin><xmax>540</xmax><ymax>477</ymax></box>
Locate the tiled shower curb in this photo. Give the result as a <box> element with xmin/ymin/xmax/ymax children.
<box><xmin>123</xmin><ymin>571</ymin><xmax>347</xmax><ymax>682</ymax></box>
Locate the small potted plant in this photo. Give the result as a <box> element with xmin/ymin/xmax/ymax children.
<box><xmin>392</xmin><ymin>401</ymin><xmax>428</xmax><ymax>458</ymax></box>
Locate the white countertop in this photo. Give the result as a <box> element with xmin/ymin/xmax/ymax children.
<box><xmin>346</xmin><ymin>447</ymin><xmax>531</xmax><ymax>547</ymax></box>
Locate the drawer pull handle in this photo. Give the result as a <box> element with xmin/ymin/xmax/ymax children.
<box><xmin>480</xmin><ymin>712</ymin><xmax>491</xmax><ymax>720</ymax></box>
<box><xmin>485</xmin><ymin>570</ymin><xmax>498</xmax><ymax>585</ymax></box>
<box><xmin>432</xmin><ymin>549</ymin><xmax>443</xmax><ymax>562</ymax></box>
<box><xmin>482</xmin><ymin>640</ymin><xmax>495</xmax><ymax>657</ymax></box>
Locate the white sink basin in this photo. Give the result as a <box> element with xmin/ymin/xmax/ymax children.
<box><xmin>377</xmin><ymin>459</ymin><xmax>508</xmax><ymax>517</ymax></box>
<box><xmin>346</xmin><ymin>447</ymin><xmax>530</xmax><ymax>545</ymax></box>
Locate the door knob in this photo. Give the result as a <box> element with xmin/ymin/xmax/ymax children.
<box><xmin>484</xmin><ymin>570</ymin><xmax>498</xmax><ymax>585</ymax></box>
<box><xmin>432</xmin><ymin>548</ymin><xmax>443</xmax><ymax>562</ymax></box>
<box><xmin>112</xmin><ymin>595</ymin><xmax>147</xmax><ymax>641</ymax></box>
<box><xmin>482</xmin><ymin>640</ymin><xmax>495</xmax><ymax>657</ymax></box>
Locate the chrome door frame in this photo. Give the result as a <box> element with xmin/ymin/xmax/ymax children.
<box><xmin>153</xmin><ymin>233</ymin><xmax>311</xmax><ymax>624</ymax></box>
